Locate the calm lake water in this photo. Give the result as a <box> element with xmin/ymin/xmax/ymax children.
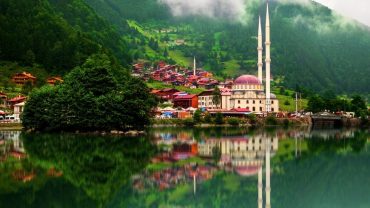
<box><xmin>0</xmin><ymin>127</ymin><xmax>369</xmax><ymax>208</ymax></box>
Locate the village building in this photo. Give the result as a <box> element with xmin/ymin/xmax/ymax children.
<box><xmin>151</xmin><ymin>88</ymin><xmax>180</xmax><ymax>101</ymax></box>
<box><xmin>7</xmin><ymin>95</ymin><xmax>26</xmax><ymax>109</ymax></box>
<box><xmin>12</xmin><ymin>72</ymin><xmax>36</xmax><ymax>85</ymax></box>
<box><xmin>47</xmin><ymin>77</ymin><xmax>63</xmax><ymax>86</ymax></box>
<box><xmin>13</xmin><ymin>102</ymin><xmax>25</xmax><ymax>120</ymax></box>
<box><xmin>198</xmin><ymin>90</ymin><xmax>216</xmax><ymax>110</ymax></box>
<box><xmin>173</xmin><ymin>94</ymin><xmax>198</xmax><ymax>109</ymax></box>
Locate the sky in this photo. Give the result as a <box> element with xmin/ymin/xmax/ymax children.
<box><xmin>314</xmin><ymin>0</ymin><xmax>370</xmax><ymax>26</ymax></box>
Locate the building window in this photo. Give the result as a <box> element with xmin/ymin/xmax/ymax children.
<box><xmin>247</xmin><ymin>100</ymin><xmax>249</xmax><ymax>104</ymax></box>
<box><xmin>272</xmin><ymin>108</ymin><xmax>275</xmax><ymax>112</ymax></box>
<box><xmin>259</xmin><ymin>100</ymin><xmax>262</xmax><ymax>104</ymax></box>
<box><xmin>260</xmin><ymin>107</ymin><xmax>262</xmax><ymax>111</ymax></box>
<box><xmin>238</xmin><ymin>100</ymin><xmax>241</xmax><ymax>104</ymax></box>
<box><xmin>272</xmin><ymin>100</ymin><xmax>274</xmax><ymax>104</ymax></box>
<box><xmin>253</xmin><ymin>100</ymin><xmax>255</xmax><ymax>104</ymax></box>
<box><xmin>253</xmin><ymin>107</ymin><xmax>255</xmax><ymax>111</ymax></box>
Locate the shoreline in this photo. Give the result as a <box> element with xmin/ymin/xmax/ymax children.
<box><xmin>0</xmin><ymin>123</ymin><xmax>23</xmax><ymax>131</ymax></box>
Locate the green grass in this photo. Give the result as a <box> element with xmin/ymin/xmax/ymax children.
<box><xmin>223</xmin><ymin>59</ymin><xmax>240</xmax><ymax>75</ymax></box>
<box><xmin>272</xmin><ymin>88</ymin><xmax>308</xmax><ymax>112</ymax></box>
<box><xmin>146</xmin><ymin>156</ymin><xmax>206</xmax><ymax>171</ymax></box>
<box><xmin>147</xmin><ymin>81</ymin><xmax>205</xmax><ymax>94</ymax></box>
<box><xmin>168</xmin><ymin>50</ymin><xmax>191</xmax><ymax>67</ymax></box>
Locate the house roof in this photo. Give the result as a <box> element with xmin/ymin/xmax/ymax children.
<box><xmin>47</xmin><ymin>77</ymin><xmax>63</xmax><ymax>82</ymax></box>
<box><xmin>231</xmin><ymin>108</ymin><xmax>251</xmax><ymax>112</ymax></box>
<box><xmin>162</xmin><ymin>88</ymin><xmax>179</xmax><ymax>92</ymax></box>
<box><xmin>14</xmin><ymin>72</ymin><xmax>36</xmax><ymax>79</ymax></box>
<box><xmin>14</xmin><ymin>102</ymin><xmax>25</xmax><ymax>107</ymax></box>
<box><xmin>198</xmin><ymin>90</ymin><xmax>213</xmax><ymax>97</ymax></box>
<box><xmin>174</xmin><ymin>94</ymin><xmax>197</xmax><ymax>100</ymax></box>
<box><xmin>8</xmin><ymin>96</ymin><xmax>26</xmax><ymax>102</ymax></box>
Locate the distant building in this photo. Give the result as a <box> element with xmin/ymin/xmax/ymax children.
<box><xmin>14</xmin><ymin>102</ymin><xmax>25</xmax><ymax>120</ymax></box>
<box><xmin>151</xmin><ymin>88</ymin><xmax>180</xmax><ymax>101</ymax></box>
<box><xmin>8</xmin><ymin>95</ymin><xmax>26</xmax><ymax>109</ymax></box>
<box><xmin>47</xmin><ymin>77</ymin><xmax>63</xmax><ymax>86</ymax></box>
<box><xmin>12</xmin><ymin>72</ymin><xmax>36</xmax><ymax>85</ymax></box>
<box><xmin>198</xmin><ymin>90</ymin><xmax>219</xmax><ymax>110</ymax></box>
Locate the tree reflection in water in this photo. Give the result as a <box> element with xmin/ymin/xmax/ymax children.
<box><xmin>22</xmin><ymin>133</ymin><xmax>156</xmax><ymax>207</ymax></box>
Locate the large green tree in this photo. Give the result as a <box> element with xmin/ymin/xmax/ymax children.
<box><xmin>22</xmin><ymin>53</ymin><xmax>157</xmax><ymax>131</ymax></box>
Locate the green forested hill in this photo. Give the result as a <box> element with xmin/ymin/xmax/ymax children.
<box><xmin>83</xmin><ymin>0</ymin><xmax>370</xmax><ymax>94</ymax></box>
<box><xmin>0</xmin><ymin>0</ymin><xmax>129</xmax><ymax>75</ymax></box>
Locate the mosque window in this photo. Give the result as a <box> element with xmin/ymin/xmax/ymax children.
<box><xmin>253</xmin><ymin>100</ymin><xmax>255</xmax><ymax>104</ymax></box>
<box><xmin>272</xmin><ymin>100</ymin><xmax>274</xmax><ymax>104</ymax></box>
<box><xmin>272</xmin><ymin>108</ymin><xmax>275</xmax><ymax>112</ymax></box>
<box><xmin>247</xmin><ymin>100</ymin><xmax>249</xmax><ymax>104</ymax></box>
<box><xmin>238</xmin><ymin>100</ymin><xmax>241</xmax><ymax>104</ymax></box>
<box><xmin>260</xmin><ymin>100</ymin><xmax>262</xmax><ymax>104</ymax></box>
<box><xmin>260</xmin><ymin>107</ymin><xmax>263</xmax><ymax>111</ymax></box>
<box><xmin>253</xmin><ymin>107</ymin><xmax>255</xmax><ymax>111</ymax></box>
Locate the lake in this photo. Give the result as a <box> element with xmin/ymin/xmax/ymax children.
<box><xmin>0</xmin><ymin>127</ymin><xmax>369</xmax><ymax>208</ymax></box>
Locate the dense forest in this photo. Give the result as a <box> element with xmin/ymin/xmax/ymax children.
<box><xmin>1</xmin><ymin>0</ymin><xmax>370</xmax><ymax>95</ymax></box>
<box><xmin>0</xmin><ymin>0</ymin><xmax>130</xmax><ymax>75</ymax></box>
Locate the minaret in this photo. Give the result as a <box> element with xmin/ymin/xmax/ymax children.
<box><xmin>258</xmin><ymin>166</ymin><xmax>263</xmax><ymax>208</ymax></box>
<box><xmin>193</xmin><ymin>57</ymin><xmax>196</xmax><ymax>76</ymax></box>
<box><xmin>257</xmin><ymin>16</ymin><xmax>263</xmax><ymax>83</ymax></box>
<box><xmin>265</xmin><ymin>3</ymin><xmax>271</xmax><ymax>113</ymax></box>
<box><xmin>265</xmin><ymin>137</ymin><xmax>271</xmax><ymax>208</ymax></box>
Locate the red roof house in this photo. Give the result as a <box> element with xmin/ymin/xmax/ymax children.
<box><xmin>173</xmin><ymin>94</ymin><xmax>198</xmax><ymax>109</ymax></box>
<box><xmin>12</xmin><ymin>72</ymin><xmax>36</xmax><ymax>85</ymax></box>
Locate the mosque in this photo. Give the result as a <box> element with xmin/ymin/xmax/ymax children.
<box><xmin>199</xmin><ymin>2</ymin><xmax>279</xmax><ymax>113</ymax></box>
<box><xmin>230</xmin><ymin>2</ymin><xmax>278</xmax><ymax>113</ymax></box>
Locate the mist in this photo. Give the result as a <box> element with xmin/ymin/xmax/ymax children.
<box><xmin>158</xmin><ymin>0</ymin><xmax>359</xmax><ymax>32</ymax></box>
<box><xmin>157</xmin><ymin>0</ymin><xmax>250</xmax><ymax>23</ymax></box>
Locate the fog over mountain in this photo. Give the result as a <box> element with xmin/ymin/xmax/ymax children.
<box><xmin>158</xmin><ymin>0</ymin><xmax>249</xmax><ymax>22</ymax></box>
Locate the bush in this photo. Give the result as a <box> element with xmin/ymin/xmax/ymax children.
<box><xmin>204</xmin><ymin>113</ymin><xmax>212</xmax><ymax>123</ymax></box>
<box><xmin>193</xmin><ymin>109</ymin><xmax>202</xmax><ymax>123</ymax></box>
<box><xmin>227</xmin><ymin>118</ymin><xmax>240</xmax><ymax>126</ymax></box>
<box><xmin>247</xmin><ymin>114</ymin><xmax>257</xmax><ymax>125</ymax></box>
<box><xmin>283</xmin><ymin>118</ymin><xmax>290</xmax><ymax>127</ymax></box>
<box><xmin>214</xmin><ymin>112</ymin><xmax>224</xmax><ymax>124</ymax></box>
<box><xmin>284</xmin><ymin>100</ymin><xmax>290</xmax><ymax>106</ymax></box>
<box><xmin>183</xmin><ymin>118</ymin><xmax>195</xmax><ymax>127</ymax></box>
<box><xmin>265</xmin><ymin>116</ymin><xmax>278</xmax><ymax>126</ymax></box>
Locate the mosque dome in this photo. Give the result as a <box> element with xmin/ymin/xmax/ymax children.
<box><xmin>234</xmin><ymin>75</ymin><xmax>261</xmax><ymax>85</ymax></box>
<box><xmin>235</xmin><ymin>165</ymin><xmax>261</xmax><ymax>177</ymax></box>
<box><xmin>270</xmin><ymin>93</ymin><xmax>277</xmax><ymax>99</ymax></box>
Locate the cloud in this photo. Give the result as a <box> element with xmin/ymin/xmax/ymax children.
<box><xmin>157</xmin><ymin>0</ymin><xmax>252</xmax><ymax>23</ymax></box>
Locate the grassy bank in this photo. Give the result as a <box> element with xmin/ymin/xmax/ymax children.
<box><xmin>151</xmin><ymin>116</ymin><xmax>310</xmax><ymax>127</ymax></box>
<box><xmin>0</xmin><ymin>123</ymin><xmax>23</xmax><ymax>130</ymax></box>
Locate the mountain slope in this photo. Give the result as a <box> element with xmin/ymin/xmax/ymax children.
<box><xmin>0</xmin><ymin>0</ymin><xmax>130</xmax><ymax>75</ymax></box>
<box><xmin>83</xmin><ymin>0</ymin><xmax>370</xmax><ymax>94</ymax></box>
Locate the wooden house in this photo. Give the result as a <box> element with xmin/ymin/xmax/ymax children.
<box><xmin>12</xmin><ymin>72</ymin><xmax>36</xmax><ymax>85</ymax></box>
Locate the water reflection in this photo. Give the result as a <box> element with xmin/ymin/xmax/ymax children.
<box><xmin>0</xmin><ymin>127</ymin><xmax>369</xmax><ymax>208</ymax></box>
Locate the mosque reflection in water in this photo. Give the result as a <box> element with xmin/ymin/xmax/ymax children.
<box><xmin>142</xmin><ymin>128</ymin><xmax>279</xmax><ymax>207</ymax></box>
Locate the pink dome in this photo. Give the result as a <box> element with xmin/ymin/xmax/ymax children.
<box><xmin>234</xmin><ymin>75</ymin><xmax>261</xmax><ymax>85</ymax></box>
<box><xmin>235</xmin><ymin>165</ymin><xmax>261</xmax><ymax>177</ymax></box>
